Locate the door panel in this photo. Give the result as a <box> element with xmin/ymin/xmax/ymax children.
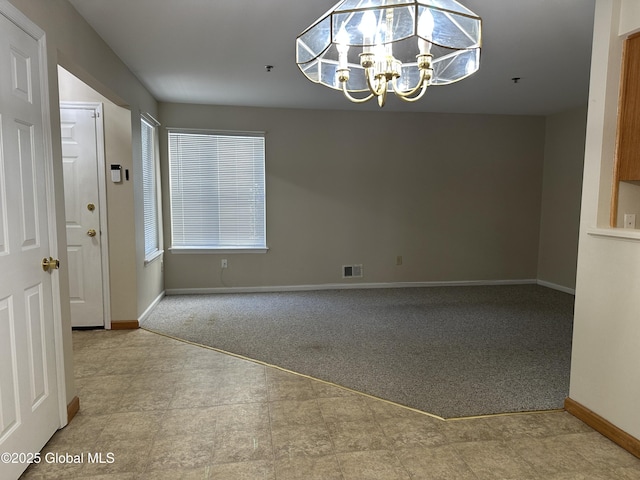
<box><xmin>0</xmin><ymin>8</ymin><xmax>61</xmax><ymax>480</ymax></box>
<box><xmin>61</xmin><ymin>105</ymin><xmax>104</xmax><ymax>327</ymax></box>
<box><xmin>0</xmin><ymin>114</ymin><xmax>8</xmax><ymax>253</ymax></box>
<box><xmin>10</xmin><ymin>44</ymin><xmax>32</xmax><ymax>102</ymax></box>
<box><xmin>66</xmin><ymin>245</ymin><xmax>86</xmax><ymax>303</ymax></box>
<box><xmin>0</xmin><ymin>296</ymin><xmax>19</xmax><ymax>440</ymax></box>
<box><xmin>25</xmin><ymin>283</ymin><xmax>47</xmax><ymax>406</ymax></box>
<box><xmin>16</xmin><ymin>119</ymin><xmax>38</xmax><ymax>247</ymax></box>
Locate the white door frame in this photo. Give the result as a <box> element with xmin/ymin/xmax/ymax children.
<box><xmin>0</xmin><ymin>0</ymin><xmax>67</xmax><ymax>427</ymax></box>
<box><xmin>60</xmin><ymin>101</ymin><xmax>111</xmax><ymax>329</ymax></box>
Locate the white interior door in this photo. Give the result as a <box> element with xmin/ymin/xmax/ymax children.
<box><xmin>0</xmin><ymin>6</ymin><xmax>62</xmax><ymax>480</ymax></box>
<box><xmin>61</xmin><ymin>104</ymin><xmax>105</xmax><ymax>328</ymax></box>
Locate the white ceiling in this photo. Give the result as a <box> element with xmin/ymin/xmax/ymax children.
<box><xmin>67</xmin><ymin>0</ymin><xmax>596</xmax><ymax>115</ymax></box>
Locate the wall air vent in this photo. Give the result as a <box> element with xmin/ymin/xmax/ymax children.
<box><xmin>342</xmin><ymin>264</ymin><xmax>363</xmax><ymax>278</ymax></box>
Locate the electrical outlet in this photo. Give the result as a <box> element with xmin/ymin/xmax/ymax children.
<box><xmin>396</xmin><ymin>255</ymin><xmax>403</xmax><ymax>266</ymax></box>
<box><xmin>624</xmin><ymin>214</ymin><xmax>636</xmax><ymax>229</ymax></box>
<box><xmin>221</xmin><ymin>259</ymin><xmax>228</xmax><ymax>269</ymax></box>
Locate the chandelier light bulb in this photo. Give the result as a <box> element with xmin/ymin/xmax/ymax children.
<box><xmin>418</xmin><ymin>9</ymin><xmax>435</xmax><ymax>55</ymax></box>
<box><xmin>359</xmin><ymin>10</ymin><xmax>378</xmax><ymax>43</ymax></box>
<box><xmin>336</xmin><ymin>26</ymin><xmax>350</xmax><ymax>69</ymax></box>
<box><xmin>373</xmin><ymin>39</ymin><xmax>386</xmax><ymax>59</ymax></box>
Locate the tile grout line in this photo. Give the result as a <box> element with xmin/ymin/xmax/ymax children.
<box><xmin>265</xmin><ymin>366</ymin><xmax>278</xmax><ymax>480</ymax></box>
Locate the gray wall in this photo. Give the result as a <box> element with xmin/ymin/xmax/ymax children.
<box><xmin>538</xmin><ymin>107</ymin><xmax>587</xmax><ymax>291</ymax></box>
<box><xmin>159</xmin><ymin>103</ymin><xmax>547</xmax><ymax>290</ymax></box>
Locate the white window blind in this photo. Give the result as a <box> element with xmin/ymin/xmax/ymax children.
<box><xmin>141</xmin><ymin>115</ymin><xmax>160</xmax><ymax>260</ymax></box>
<box><xmin>168</xmin><ymin>130</ymin><xmax>266</xmax><ymax>250</ymax></box>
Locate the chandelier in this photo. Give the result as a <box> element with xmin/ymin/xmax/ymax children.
<box><xmin>295</xmin><ymin>0</ymin><xmax>482</xmax><ymax>107</ymax></box>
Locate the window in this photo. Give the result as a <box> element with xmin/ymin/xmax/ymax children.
<box><xmin>141</xmin><ymin>114</ymin><xmax>162</xmax><ymax>262</ymax></box>
<box><xmin>168</xmin><ymin>129</ymin><xmax>266</xmax><ymax>251</ymax></box>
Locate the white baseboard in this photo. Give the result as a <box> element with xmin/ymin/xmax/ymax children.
<box><xmin>138</xmin><ymin>291</ymin><xmax>166</xmax><ymax>322</ymax></box>
<box><xmin>165</xmin><ymin>279</ymin><xmax>538</xmax><ymax>296</ymax></box>
<box><xmin>536</xmin><ymin>280</ymin><xmax>575</xmax><ymax>295</ymax></box>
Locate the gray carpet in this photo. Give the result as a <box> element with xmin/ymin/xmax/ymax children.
<box><xmin>141</xmin><ymin>284</ymin><xmax>574</xmax><ymax>418</ymax></box>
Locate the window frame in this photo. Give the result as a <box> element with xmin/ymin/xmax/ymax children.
<box><xmin>141</xmin><ymin>112</ymin><xmax>163</xmax><ymax>264</ymax></box>
<box><xmin>167</xmin><ymin>128</ymin><xmax>268</xmax><ymax>254</ymax></box>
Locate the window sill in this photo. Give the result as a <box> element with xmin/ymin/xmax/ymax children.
<box><xmin>144</xmin><ymin>249</ymin><xmax>164</xmax><ymax>265</ymax></box>
<box><xmin>169</xmin><ymin>247</ymin><xmax>269</xmax><ymax>254</ymax></box>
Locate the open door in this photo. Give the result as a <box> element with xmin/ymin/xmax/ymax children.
<box><xmin>0</xmin><ymin>3</ymin><xmax>65</xmax><ymax>478</ymax></box>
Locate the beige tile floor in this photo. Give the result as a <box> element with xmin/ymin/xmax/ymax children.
<box><xmin>20</xmin><ymin>328</ymin><xmax>640</xmax><ymax>480</ymax></box>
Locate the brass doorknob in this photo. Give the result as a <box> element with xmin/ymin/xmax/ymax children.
<box><xmin>87</xmin><ymin>229</ymin><xmax>97</xmax><ymax>237</ymax></box>
<box><xmin>42</xmin><ymin>257</ymin><xmax>60</xmax><ymax>272</ymax></box>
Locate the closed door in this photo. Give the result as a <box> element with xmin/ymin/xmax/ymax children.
<box><xmin>0</xmin><ymin>7</ymin><xmax>62</xmax><ymax>480</ymax></box>
<box><xmin>61</xmin><ymin>104</ymin><xmax>104</xmax><ymax>327</ymax></box>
